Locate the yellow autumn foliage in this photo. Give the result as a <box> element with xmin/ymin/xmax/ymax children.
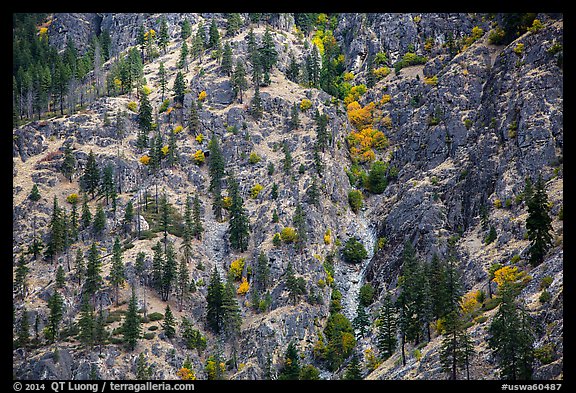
<box><xmin>460</xmin><ymin>290</ymin><xmax>481</xmax><ymax>315</ymax></box>
<box><xmin>229</xmin><ymin>258</ymin><xmax>245</xmax><ymax>281</ymax></box>
<box><xmin>139</xmin><ymin>155</ymin><xmax>150</xmax><ymax>165</ymax></box>
<box><xmin>193</xmin><ymin>150</ymin><xmax>205</xmax><ymax>165</ymax></box>
<box><xmin>492</xmin><ymin>265</ymin><xmax>527</xmax><ymax>288</ymax></box>
<box><xmin>237</xmin><ymin>276</ymin><xmax>249</xmax><ymax>295</ymax></box>
<box><xmin>198</xmin><ymin>90</ymin><xmax>207</xmax><ymax>101</ymax></box>
<box><xmin>177</xmin><ymin>367</ymin><xmax>196</xmax><ymax>380</ymax></box>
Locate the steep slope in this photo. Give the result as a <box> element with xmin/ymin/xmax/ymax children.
<box><xmin>13</xmin><ymin>12</ymin><xmax>562</xmax><ymax>381</ymax></box>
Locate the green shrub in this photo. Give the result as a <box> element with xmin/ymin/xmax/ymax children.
<box><xmin>148</xmin><ymin>325</ymin><xmax>159</xmax><ymax>331</ymax></box>
<box><xmin>534</xmin><ymin>344</ymin><xmax>554</xmax><ymax>364</ymax></box>
<box><xmin>359</xmin><ymin>283</ymin><xmax>375</xmax><ymax>306</ymax></box>
<box><xmin>158</xmin><ymin>99</ymin><xmax>170</xmax><ymax>113</ymax></box>
<box><xmin>280</xmin><ymin>227</ymin><xmax>298</xmax><ymax>243</ymax></box>
<box><xmin>143</xmin><ymin>332</ymin><xmax>155</xmax><ymax>340</ymax></box>
<box><xmin>540</xmin><ymin>276</ymin><xmax>553</xmax><ymax>290</ymax></box>
<box><xmin>250</xmin><ymin>184</ymin><xmax>264</xmax><ymax>199</ymax></box>
<box><xmin>539</xmin><ymin>290</ymin><xmax>552</xmax><ymax>304</ymax></box>
<box><xmin>127</xmin><ymin>101</ymin><xmax>138</xmax><ymax>112</ymax></box>
<box><xmin>272</xmin><ymin>233</ymin><xmax>282</xmax><ymax>247</ymax></box>
<box><xmin>148</xmin><ymin>312</ymin><xmax>164</xmax><ymax>321</ymax></box>
<box><xmin>249</xmin><ymin>152</ymin><xmax>261</xmax><ymax>164</ymax></box>
<box><xmin>348</xmin><ymin>189</ymin><xmax>364</xmax><ymax>213</ymax></box>
<box><xmin>342</xmin><ymin>237</ymin><xmax>367</xmax><ymax>263</ymax></box>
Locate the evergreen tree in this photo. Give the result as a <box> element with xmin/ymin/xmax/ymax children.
<box><xmin>189</xmin><ymin>100</ymin><xmax>200</xmax><ymax>134</ymax></box>
<box><xmin>100</xmin><ymin>163</ymin><xmax>115</xmax><ymax>205</ymax></box>
<box><xmin>376</xmin><ymin>293</ymin><xmax>397</xmax><ymax>360</ymax></box>
<box><xmin>160</xmin><ymin>241</ymin><xmax>177</xmax><ymax>301</ymax></box>
<box><xmin>181</xmin><ymin>195</ymin><xmax>194</xmax><ymax>265</ymax></box>
<box><xmin>84</xmin><ymin>242</ymin><xmax>102</xmax><ymax>298</ymax></box>
<box><xmin>61</xmin><ymin>142</ymin><xmax>76</xmax><ymax>182</ymax></box>
<box><xmin>78</xmin><ymin>294</ymin><xmax>95</xmax><ymax>348</ymax></box>
<box><xmin>286</xmin><ymin>51</ymin><xmax>300</xmax><ymax>83</ymax></box>
<box><xmin>151</xmin><ymin>241</ymin><xmax>164</xmax><ymax>291</ymax></box>
<box><xmin>14</xmin><ymin>254</ymin><xmax>30</xmax><ymax>299</ymax></box>
<box><xmin>110</xmin><ymin>237</ymin><xmax>126</xmax><ymax>306</ymax></box>
<box><xmin>46</xmin><ymin>291</ymin><xmax>64</xmax><ymax>343</ymax></box>
<box><xmin>177</xmin><ymin>256</ymin><xmax>190</xmax><ymax>312</ymax></box>
<box><xmin>488</xmin><ymin>285</ymin><xmax>535</xmax><ymax>380</ymax></box>
<box><xmin>94</xmin><ymin>309</ymin><xmax>109</xmax><ymax>354</ymax></box>
<box><xmin>137</xmin><ymin>91</ymin><xmax>153</xmax><ymax>138</ymax></box>
<box><xmin>429</xmin><ymin>253</ymin><xmax>450</xmax><ymax>319</ymax></box>
<box><xmin>278</xmin><ymin>341</ymin><xmax>301</xmax><ymax>380</ymax></box>
<box><xmin>315</xmin><ymin>111</ymin><xmax>329</xmax><ymax>152</ymax></box>
<box><xmin>122</xmin><ymin>287</ymin><xmax>142</xmax><ymax>351</ymax></box>
<box><xmin>221</xmin><ymin>42</ymin><xmax>233</xmax><ymax>76</ymax></box>
<box><xmin>306</xmin><ymin>45</ymin><xmax>321</xmax><ymax>88</ymax></box>
<box><xmin>158</xmin><ymin>17</ymin><xmax>169</xmax><ymax>54</ymax></box>
<box><xmin>55</xmin><ymin>265</ymin><xmax>66</xmax><ymax>288</ymax></box>
<box><xmin>69</xmin><ymin>198</ymin><xmax>79</xmax><ymax>242</ymax></box>
<box><xmin>526</xmin><ymin>174</ymin><xmax>553</xmax><ymax>266</ymax></box>
<box><xmin>208</xmin><ymin>18</ymin><xmax>220</xmax><ymax>50</ymax></box>
<box><xmin>206</xmin><ymin>266</ymin><xmax>225</xmax><ymax>333</ymax></box>
<box><xmin>29</xmin><ymin>183</ymin><xmax>41</xmax><ymax>202</ymax></box>
<box><xmin>292</xmin><ymin>203</ymin><xmax>307</xmax><ymax>252</ymax></box>
<box><xmin>74</xmin><ymin>247</ymin><xmax>85</xmax><ymax>287</ymax></box>
<box><xmin>158</xmin><ymin>62</ymin><xmax>167</xmax><ymax>101</ymax></box>
<box><xmin>208</xmin><ymin>134</ymin><xmax>226</xmax><ymax>193</ymax></box>
<box><xmin>254</xmin><ymin>251</ymin><xmax>270</xmax><ymax>291</ymax></box>
<box><xmin>367</xmin><ymin>160</ymin><xmax>388</xmax><ymax>194</ymax></box>
<box><xmin>92</xmin><ymin>204</ymin><xmax>107</xmax><ymax>238</ymax></box>
<box><xmin>231</xmin><ymin>60</ymin><xmax>248</xmax><ymax>103</ymax></box>
<box><xmin>192</xmin><ymin>21</ymin><xmax>206</xmax><ymax>60</ymax></box>
<box><xmin>352</xmin><ymin>302</ymin><xmax>370</xmax><ymax>339</ymax></box>
<box><xmin>226</xmin><ymin>13</ymin><xmax>243</xmax><ymax>37</ymax></box>
<box><xmin>289</xmin><ymin>103</ymin><xmax>300</xmax><ymax>130</ymax></box>
<box><xmin>159</xmin><ymin>193</ymin><xmax>171</xmax><ymax>244</ymax></box>
<box><xmin>181</xmin><ymin>19</ymin><xmax>192</xmax><ymax>40</ymax></box>
<box><xmin>178</xmin><ymin>40</ymin><xmax>189</xmax><ymax>71</ymax></box>
<box><xmin>45</xmin><ymin>196</ymin><xmax>66</xmax><ymax>263</ymax></box>
<box><xmin>136</xmin><ymin>352</ymin><xmax>153</xmax><ymax>380</ymax></box>
<box><xmin>222</xmin><ymin>278</ymin><xmax>242</xmax><ymax>341</ymax></box>
<box><xmin>228</xmin><ymin>174</ymin><xmax>250</xmax><ymax>252</ymax></box>
<box><xmin>192</xmin><ymin>193</ymin><xmax>204</xmax><ymax>240</ymax></box>
<box><xmin>282</xmin><ymin>141</ymin><xmax>293</xmax><ymax>175</ymax></box>
<box><xmin>81</xmin><ymin>194</ymin><xmax>92</xmax><ymax>229</ymax></box>
<box><xmin>250</xmin><ymin>84</ymin><xmax>263</xmax><ymax>120</ymax></box>
<box><xmin>123</xmin><ymin>201</ymin><xmax>134</xmax><ymax>235</ymax></box>
<box><xmin>173</xmin><ymin>71</ymin><xmax>186</xmax><ymax>104</ymax></box>
<box><xmin>439</xmin><ymin>310</ymin><xmax>475</xmax><ymax>380</ymax></box>
<box><xmin>259</xmin><ymin>26</ymin><xmax>278</xmax><ymax>85</ymax></box>
<box><xmin>343</xmin><ymin>352</ymin><xmax>363</xmax><ymax>380</ymax></box>
<box><xmin>285</xmin><ymin>261</ymin><xmax>306</xmax><ymax>305</ymax></box>
<box><xmin>81</xmin><ymin>150</ymin><xmax>100</xmax><ymax>199</ymax></box>
<box><xmin>162</xmin><ymin>304</ymin><xmax>176</xmax><ymax>338</ymax></box>
<box><xmin>16</xmin><ymin>308</ymin><xmax>30</xmax><ymax>348</ymax></box>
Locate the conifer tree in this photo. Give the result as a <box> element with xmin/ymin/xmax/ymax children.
<box><xmin>14</xmin><ymin>254</ymin><xmax>29</xmax><ymax>300</ymax></box>
<box><xmin>61</xmin><ymin>142</ymin><xmax>76</xmax><ymax>182</ymax></box>
<box><xmin>158</xmin><ymin>17</ymin><xmax>169</xmax><ymax>54</ymax></box>
<box><xmin>439</xmin><ymin>310</ymin><xmax>475</xmax><ymax>380</ymax></box>
<box><xmin>160</xmin><ymin>241</ymin><xmax>177</xmax><ymax>301</ymax></box>
<box><xmin>29</xmin><ymin>183</ymin><xmax>41</xmax><ymax>202</ymax></box>
<box><xmin>352</xmin><ymin>302</ymin><xmax>370</xmax><ymax>339</ymax></box>
<box><xmin>289</xmin><ymin>103</ymin><xmax>300</xmax><ymax>130</ymax></box>
<box><xmin>46</xmin><ymin>291</ymin><xmax>64</xmax><ymax>343</ymax></box>
<box><xmin>208</xmin><ymin>135</ymin><xmax>226</xmax><ymax>221</ymax></box>
<box><xmin>178</xmin><ymin>40</ymin><xmax>189</xmax><ymax>71</ymax></box>
<box><xmin>151</xmin><ymin>241</ymin><xmax>164</xmax><ymax>291</ymax></box>
<box><xmin>228</xmin><ymin>174</ymin><xmax>250</xmax><ymax>252</ymax></box>
<box><xmin>136</xmin><ymin>352</ymin><xmax>153</xmax><ymax>380</ymax></box>
<box><xmin>84</xmin><ymin>242</ymin><xmax>102</xmax><ymax>298</ymax></box>
<box><xmin>254</xmin><ymin>251</ymin><xmax>270</xmax><ymax>291</ymax></box>
<box><xmin>81</xmin><ymin>194</ymin><xmax>92</xmax><ymax>229</ymax></box>
<box><xmin>286</xmin><ymin>51</ymin><xmax>300</xmax><ymax>83</ymax></box>
<box><xmin>158</xmin><ymin>62</ymin><xmax>167</xmax><ymax>102</ymax></box>
<box><xmin>282</xmin><ymin>140</ymin><xmax>293</xmax><ymax>175</ymax></box>
<box><xmin>488</xmin><ymin>284</ymin><xmax>535</xmax><ymax>380</ymax></box>
<box><xmin>74</xmin><ymin>247</ymin><xmax>85</xmax><ymax>286</ymax></box>
<box><xmin>189</xmin><ymin>193</ymin><xmax>203</xmax><ymax>240</ymax></box>
<box><xmin>162</xmin><ymin>304</ymin><xmax>176</xmax><ymax>338</ymax></box>
<box><xmin>376</xmin><ymin>293</ymin><xmax>397</xmax><ymax>360</ymax></box>
<box><xmin>206</xmin><ymin>266</ymin><xmax>225</xmax><ymax>333</ymax></box>
<box><xmin>94</xmin><ymin>309</ymin><xmax>109</xmax><ymax>354</ymax></box>
<box><xmin>250</xmin><ymin>84</ymin><xmax>263</xmax><ymax>120</ymax></box>
<box><xmin>226</xmin><ymin>13</ymin><xmax>243</xmax><ymax>36</ymax></box>
<box><xmin>177</xmin><ymin>256</ymin><xmax>190</xmax><ymax>312</ymax></box>
<box><xmin>16</xmin><ymin>308</ymin><xmax>30</xmax><ymax>348</ymax></box>
<box><xmin>189</xmin><ymin>100</ymin><xmax>200</xmax><ymax>134</ymax></box>
<box><xmin>192</xmin><ymin>21</ymin><xmax>206</xmax><ymax>60</ymax></box>
<box><xmin>526</xmin><ymin>174</ymin><xmax>553</xmax><ymax>266</ymax></box>
<box><xmin>222</xmin><ymin>278</ymin><xmax>242</xmax><ymax>341</ymax></box>
<box><xmin>208</xmin><ymin>18</ymin><xmax>220</xmax><ymax>50</ymax></box>
<box><xmin>292</xmin><ymin>203</ymin><xmax>307</xmax><ymax>252</ymax></box>
<box><xmin>78</xmin><ymin>294</ymin><xmax>95</xmax><ymax>348</ymax></box>
<box><xmin>100</xmin><ymin>163</ymin><xmax>115</xmax><ymax>205</ymax></box>
<box><xmin>92</xmin><ymin>204</ymin><xmax>106</xmax><ymax>238</ymax></box>
<box><xmin>343</xmin><ymin>352</ymin><xmax>363</xmax><ymax>380</ymax></box>
<box><xmin>231</xmin><ymin>60</ymin><xmax>248</xmax><ymax>103</ymax></box>
<box><xmin>259</xmin><ymin>26</ymin><xmax>278</xmax><ymax>85</ymax></box>
<box><xmin>138</xmin><ymin>91</ymin><xmax>153</xmax><ymax>135</ymax></box>
<box><xmin>181</xmin><ymin>19</ymin><xmax>192</xmax><ymax>40</ymax></box>
<box><xmin>81</xmin><ymin>150</ymin><xmax>100</xmax><ymax>200</ymax></box>
<box><xmin>122</xmin><ymin>287</ymin><xmax>142</xmax><ymax>351</ymax></box>
<box><xmin>55</xmin><ymin>265</ymin><xmax>66</xmax><ymax>288</ymax></box>
<box><xmin>221</xmin><ymin>42</ymin><xmax>233</xmax><ymax>76</ymax></box>
<box><xmin>173</xmin><ymin>71</ymin><xmax>186</xmax><ymax>104</ymax></box>
<box><xmin>123</xmin><ymin>200</ymin><xmax>134</xmax><ymax>235</ymax></box>
<box><xmin>278</xmin><ymin>341</ymin><xmax>301</xmax><ymax>380</ymax></box>
<box><xmin>110</xmin><ymin>237</ymin><xmax>126</xmax><ymax>306</ymax></box>
<box><xmin>46</xmin><ymin>196</ymin><xmax>66</xmax><ymax>263</ymax></box>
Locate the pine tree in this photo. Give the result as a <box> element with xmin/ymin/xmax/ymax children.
<box><xmin>161</xmin><ymin>241</ymin><xmax>177</xmax><ymax>301</ymax></box>
<box><xmin>208</xmin><ymin>18</ymin><xmax>220</xmax><ymax>50</ymax></box>
<box><xmin>228</xmin><ymin>174</ymin><xmax>250</xmax><ymax>252</ymax></box>
<box><xmin>221</xmin><ymin>42</ymin><xmax>233</xmax><ymax>76</ymax></box>
<box><xmin>376</xmin><ymin>293</ymin><xmax>397</xmax><ymax>360</ymax></box>
<box><xmin>159</xmin><ymin>193</ymin><xmax>171</xmax><ymax>245</ymax></box>
<box><xmin>178</xmin><ymin>40</ymin><xmax>189</xmax><ymax>71</ymax></box>
<box><xmin>16</xmin><ymin>308</ymin><xmax>30</xmax><ymax>348</ymax></box>
<box><xmin>439</xmin><ymin>310</ymin><xmax>475</xmax><ymax>380</ymax></box>
<box><xmin>158</xmin><ymin>17</ymin><xmax>169</xmax><ymax>54</ymax></box>
<box><xmin>123</xmin><ymin>201</ymin><xmax>134</xmax><ymax>235</ymax></box>
<box><xmin>278</xmin><ymin>341</ymin><xmax>301</xmax><ymax>380</ymax></box>
<box><xmin>286</xmin><ymin>51</ymin><xmax>300</xmax><ymax>83</ymax></box>
<box><xmin>181</xmin><ymin>19</ymin><xmax>192</xmax><ymax>40</ymax></box>
<box><xmin>84</xmin><ymin>242</ymin><xmax>102</xmax><ymax>298</ymax></box>
<box><xmin>189</xmin><ymin>100</ymin><xmax>200</xmax><ymax>134</ymax></box>
<box><xmin>285</xmin><ymin>261</ymin><xmax>305</xmax><ymax>305</ymax></box>
<box><xmin>29</xmin><ymin>183</ymin><xmax>41</xmax><ymax>202</ymax></box>
<box><xmin>81</xmin><ymin>150</ymin><xmax>100</xmax><ymax>199</ymax></box>
<box><xmin>92</xmin><ymin>204</ymin><xmax>107</xmax><ymax>238</ymax></box>
<box><xmin>289</xmin><ymin>103</ymin><xmax>300</xmax><ymax>130</ymax></box>
<box><xmin>206</xmin><ymin>266</ymin><xmax>225</xmax><ymax>333</ymax></box>
<box><xmin>488</xmin><ymin>284</ymin><xmax>535</xmax><ymax>380</ymax></box>
<box><xmin>231</xmin><ymin>60</ymin><xmax>248</xmax><ymax>104</ymax></box>
<box><xmin>259</xmin><ymin>26</ymin><xmax>278</xmax><ymax>85</ymax></box>
<box><xmin>282</xmin><ymin>141</ymin><xmax>293</xmax><ymax>175</ymax></box>
<box><xmin>192</xmin><ymin>193</ymin><xmax>204</xmax><ymax>240</ymax></box>
<box><xmin>110</xmin><ymin>237</ymin><xmax>126</xmax><ymax>306</ymax></box>
<box><xmin>61</xmin><ymin>142</ymin><xmax>76</xmax><ymax>182</ymax></box>
<box><xmin>162</xmin><ymin>304</ymin><xmax>176</xmax><ymax>338</ymax></box>
<box><xmin>226</xmin><ymin>13</ymin><xmax>243</xmax><ymax>36</ymax></box>
<box><xmin>94</xmin><ymin>309</ymin><xmax>109</xmax><ymax>354</ymax></box>
<box><xmin>55</xmin><ymin>265</ymin><xmax>66</xmax><ymax>288</ymax></box>
<box><xmin>250</xmin><ymin>84</ymin><xmax>263</xmax><ymax>120</ymax></box>
<box><xmin>158</xmin><ymin>62</ymin><xmax>167</xmax><ymax>101</ymax></box>
<box><xmin>292</xmin><ymin>203</ymin><xmax>307</xmax><ymax>252</ymax></box>
<box><xmin>526</xmin><ymin>174</ymin><xmax>553</xmax><ymax>266</ymax></box>
<box><xmin>352</xmin><ymin>302</ymin><xmax>370</xmax><ymax>339</ymax></box>
<box><xmin>136</xmin><ymin>352</ymin><xmax>153</xmax><ymax>380</ymax></box>
<box><xmin>343</xmin><ymin>352</ymin><xmax>363</xmax><ymax>380</ymax></box>
<box><xmin>14</xmin><ymin>254</ymin><xmax>29</xmax><ymax>299</ymax></box>
<box><xmin>74</xmin><ymin>247</ymin><xmax>85</xmax><ymax>286</ymax></box>
<box><xmin>173</xmin><ymin>71</ymin><xmax>186</xmax><ymax>104</ymax></box>
<box><xmin>45</xmin><ymin>196</ymin><xmax>65</xmax><ymax>263</ymax></box>
<box><xmin>181</xmin><ymin>195</ymin><xmax>194</xmax><ymax>265</ymax></box>
<box><xmin>122</xmin><ymin>287</ymin><xmax>142</xmax><ymax>351</ymax></box>
<box><xmin>254</xmin><ymin>251</ymin><xmax>270</xmax><ymax>291</ymax></box>
<box><xmin>177</xmin><ymin>256</ymin><xmax>190</xmax><ymax>312</ymax></box>
<box><xmin>78</xmin><ymin>294</ymin><xmax>95</xmax><ymax>348</ymax></box>
<box><xmin>222</xmin><ymin>278</ymin><xmax>242</xmax><ymax>341</ymax></box>
<box><xmin>192</xmin><ymin>21</ymin><xmax>206</xmax><ymax>60</ymax></box>
<box><xmin>138</xmin><ymin>90</ymin><xmax>153</xmax><ymax>133</ymax></box>
<box><xmin>100</xmin><ymin>163</ymin><xmax>115</xmax><ymax>205</ymax></box>
<box><xmin>315</xmin><ymin>111</ymin><xmax>329</xmax><ymax>152</ymax></box>
<box><xmin>46</xmin><ymin>291</ymin><xmax>64</xmax><ymax>343</ymax></box>
<box><xmin>81</xmin><ymin>194</ymin><xmax>92</xmax><ymax>229</ymax></box>
<box><xmin>69</xmin><ymin>198</ymin><xmax>79</xmax><ymax>242</ymax></box>
<box><xmin>151</xmin><ymin>241</ymin><xmax>164</xmax><ymax>291</ymax></box>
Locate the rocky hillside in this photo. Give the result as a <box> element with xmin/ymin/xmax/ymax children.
<box><xmin>12</xmin><ymin>13</ymin><xmax>563</xmax><ymax>381</ymax></box>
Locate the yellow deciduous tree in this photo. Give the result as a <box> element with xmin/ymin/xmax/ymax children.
<box><xmin>237</xmin><ymin>276</ymin><xmax>249</xmax><ymax>295</ymax></box>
